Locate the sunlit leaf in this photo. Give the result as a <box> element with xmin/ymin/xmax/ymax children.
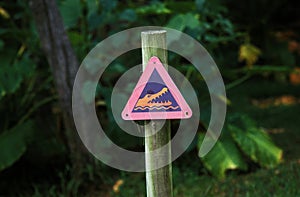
<box><xmin>136</xmin><ymin>2</ymin><xmax>171</xmax><ymax>15</ymax></box>
<box><xmin>229</xmin><ymin>116</ymin><xmax>283</xmax><ymax>168</ymax></box>
<box><xmin>165</xmin><ymin>2</ymin><xmax>195</xmax><ymax>13</ymax></box>
<box><xmin>198</xmin><ymin>133</ymin><xmax>247</xmax><ymax>179</ymax></box>
<box><xmin>113</xmin><ymin>179</ymin><xmax>124</xmax><ymax>193</ymax></box>
<box><xmin>239</xmin><ymin>43</ymin><xmax>261</xmax><ymax>67</ymax></box>
<box><xmin>0</xmin><ymin>6</ymin><xmax>10</xmax><ymax>19</ymax></box>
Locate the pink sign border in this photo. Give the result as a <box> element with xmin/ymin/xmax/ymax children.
<box><xmin>121</xmin><ymin>56</ymin><xmax>192</xmax><ymax>120</ymax></box>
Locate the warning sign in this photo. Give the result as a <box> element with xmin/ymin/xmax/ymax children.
<box><xmin>122</xmin><ymin>56</ymin><xmax>192</xmax><ymax>120</ymax></box>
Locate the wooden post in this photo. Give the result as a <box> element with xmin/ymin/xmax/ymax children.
<box><xmin>141</xmin><ymin>30</ymin><xmax>173</xmax><ymax>197</ymax></box>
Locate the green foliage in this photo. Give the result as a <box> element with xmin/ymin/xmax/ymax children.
<box><xmin>0</xmin><ymin>0</ymin><xmax>296</xmax><ymax>194</ymax></box>
<box><xmin>198</xmin><ymin>132</ymin><xmax>247</xmax><ymax>179</ymax></box>
<box><xmin>167</xmin><ymin>13</ymin><xmax>200</xmax><ymax>31</ymax></box>
<box><xmin>166</xmin><ymin>0</ymin><xmax>237</xmax><ymax>44</ymax></box>
<box><xmin>0</xmin><ymin>121</ymin><xmax>34</xmax><ymax>171</ymax></box>
<box><xmin>59</xmin><ymin>0</ymin><xmax>82</xmax><ymax>29</ymax></box>
<box><xmin>55</xmin><ymin>0</ymin><xmax>286</xmax><ymax>179</ymax></box>
<box><xmin>173</xmin><ymin>161</ymin><xmax>300</xmax><ymax>196</ymax></box>
<box><xmin>31</xmin><ymin>165</ymin><xmax>82</xmax><ymax>197</ymax></box>
<box><xmin>136</xmin><ymin>2</ymin><xmax>171</xmax><ymax>15</ymax></box>
<box><xmin>0</xmin><ymin>1</ymin><xmax>57</xmax><ymax>173</ymax></box>
<box><xmin>229</xmin><ymin>116</ymin><xmax>283</xmax><ymax>168</ymax></box>
<box><xmin>0</xmin><ymin>56</ymin><xmax>36</xmax><ymax>98</ymax></box>
<box><xmin>198</xmin><ymin>115</ymin><xmax>282</xmax><ymax>179</ymax></box>
<box><xmin>119</xmin><ymin>9</ymin><xmax>137</xmax><ymax>22</ymax></box>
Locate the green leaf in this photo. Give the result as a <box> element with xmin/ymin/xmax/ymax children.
<box><xmin>229</xmin><ymin>123</ymin><xmax>282</xmax><ymax>168</ymax></box>
<box><xmin>0</xmin><ymin>65</ymin><xmax>23</xmax><ymax>94</ymax></box>
<box><xmin>0</xmin><ymin>56</ymin><xmax>36</xmax><ymax>95</ymax></box>
<box><xmin>86</xmin><ymin>0</ymin><xmax>99</xmax><ymax>18</ymax></box>
<box><xmin>100</xmin><ymin>0</ymin><xmax>117</xmax><ymax>12</ymax></box>
<box><xmin>167</xmin><ymin>13</ymin><xmax>200</xmax><ymax>31</ymax></box>
<box><xmin>167</xmin><ymin>14</ymin><xmax>186</xmax><ymax>31</ymax></box>
<box><xmin>198</xmin><ymin>133</ymin><xmax>247</xmax><ymax>179</ymax></box>
<box><xmin>0</xmin><ymin>121</ymin><xmax>34</xmax><ymax>171</ymax></box>
<box><xmin>68</xmin><ymin>31</ymin><xmax>85</xmax><ymax>46</ymax></box>
<box><xmin>164</xmin><ymin>2</ymin><xmax>196</xmax><ymax>13</ymax></box>
<box><xmin>109</xmin><ymin>63</ymin><xmax>126</xmax><ymax>73</ymax></box>
<box><xmin>195</xmin><ymin>0</ymin><xmax>206</xmax><ymax>11</ymax></box>
<box><xmin>185</xmin><ymin>13</ymin><xmax>200</xmax><ymax>29</ymax></box>
<box><xmin>17</xmin><ymin>56</ymin><xmax>36</xmax><ymax>78</ymax></box>
<box><xmin>136</xmin><ymin>2</ymin><xmax>171</xmax><ymax>15</ymax></box>
<box><xmin>119</xmin><ymin>9</ymin><xmax>137</xmax><ymax>22</ymax></box>
<box><xmin>59</xmin><ymin>0</ymin><xmax>82</xmax><ymax>29</ymax></box>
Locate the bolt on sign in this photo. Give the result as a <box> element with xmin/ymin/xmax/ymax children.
<box><xmin>122</xmin><ymin>56</ymin><xmax>192</xmax><ymax>120</ymax></box>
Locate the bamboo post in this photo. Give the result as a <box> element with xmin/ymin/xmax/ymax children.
<box><xmin>141</xmin><ymin>30</ymin><xmax>173</xmax><ymax>197</ymax></box>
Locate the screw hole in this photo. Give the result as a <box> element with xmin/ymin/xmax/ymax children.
<box><xmin>153</xmin><ymin>62</ymin><xmax>156</xmax><ymax>64</ymax></box>
<box><xmin>126</xmin><ymin>114</ymin><xmax>128</xmax><ymax>117</ymax></box>
<box><xmin>185</xmin><ymin>112</ymin><xmax>189</xmax><ymax>116</ymax></box>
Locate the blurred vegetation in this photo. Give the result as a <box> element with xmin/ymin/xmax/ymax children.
<box><xmin>0</xmin><ymin>0</ymin><xmax>300</xmax><ymax>196</ymax></box>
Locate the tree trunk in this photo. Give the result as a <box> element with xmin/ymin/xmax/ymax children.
<box><xmin>29</xmin><ymin>0</ymin><xmax>89</xmax><ymax>176</ymax></box>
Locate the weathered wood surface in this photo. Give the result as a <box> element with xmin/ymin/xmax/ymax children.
<box><xmin>142</xmin><ymin>30</ymin><xmax>173</xmax><ymax>197</ymax></box>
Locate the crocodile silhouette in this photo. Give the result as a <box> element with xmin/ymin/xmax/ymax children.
<box><xmin>134</xmin><ymin>87</ymin><xmax>179</xmax><ymax>111</ymax></box>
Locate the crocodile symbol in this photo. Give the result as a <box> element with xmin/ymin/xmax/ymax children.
<box><xmin>133</xmin><ymin>87</ymin><xmax>179</xmax><ymax>111</ymax></box>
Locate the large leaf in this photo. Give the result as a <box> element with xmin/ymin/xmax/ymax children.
<box><xmin>229</xmin><ymin>123</ymin><xmax>282</xmax><ymax>168</ymax></box>
<box><xmin>0</xmin><ymin>121</ymin><xmax>34</xmax><ymax>171</ymax></box>
<box><xmin>198</xmin><ymin>133</ymin><xmax>247</xmax><ymax>179</ymax></box>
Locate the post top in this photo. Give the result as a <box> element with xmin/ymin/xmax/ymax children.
<box><xmin>141</xmin><ymin>30</ymin><xmax>166</xmax><ymax>35</ymax></box>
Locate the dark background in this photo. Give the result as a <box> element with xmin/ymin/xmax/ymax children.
<box><xmin>0</xmin><ymin>0</ymin><xmax>300</xmax><ymax>196</ymax></box>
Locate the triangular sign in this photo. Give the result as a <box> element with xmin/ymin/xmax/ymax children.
<box><xmin>122</xmin><ymin>56</ymin><xmax>192</xmax><ymax>120</ymax></box>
